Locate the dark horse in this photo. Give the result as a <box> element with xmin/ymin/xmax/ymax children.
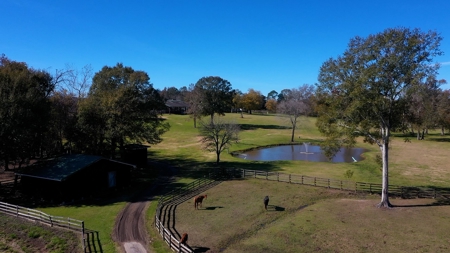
<box><xmin>194</xmin><ymin>195</ymin><xmax>207</xmax><ymax>209</ymax></box>
<box><xmin>264</xmin><ymin>196</ymin><xmax>269</xmax><ymax>210</ymax></box>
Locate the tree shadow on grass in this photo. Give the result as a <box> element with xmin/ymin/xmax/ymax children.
<box><xmin>238</xmin><ymin>124</ymin><xmax>291</xmax><ymax>130</ymax></box>
<box><xmin>392</xmin><ymin>198</ymin><xmax>450</xmax><ymax>208</ymax></box>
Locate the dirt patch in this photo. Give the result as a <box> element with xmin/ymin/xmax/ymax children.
<box><xmin>0</xmin><ymin>212</ymin><xmax>83</xmax><ymax>253</ymax></box>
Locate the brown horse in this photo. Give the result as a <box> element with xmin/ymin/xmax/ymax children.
<box><xmin>180</xmin><ymin>233</ymin><xmax>188</xmax><ymax>244</ymax></box>
<box><xmin>194</xmin><ymin>195</ymin><xmax>207</xmax><ymax>209</ymax></box>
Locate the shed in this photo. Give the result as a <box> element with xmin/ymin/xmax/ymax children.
<box><xmin>15</xmin><ymin>154</ymin><xmax>135</xmax><ymax>199</ymax></box>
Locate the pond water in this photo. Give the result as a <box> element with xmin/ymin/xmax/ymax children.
<box><xmin>236</xmin><ymin>144</ymin><xmax>366</xmax><ymax>163</ymax></box>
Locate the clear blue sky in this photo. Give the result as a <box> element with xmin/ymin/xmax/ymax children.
<box><xmin>2</xmin><ymin>0</ymin><xmax>450</xmax><ymax>96</ymax></box>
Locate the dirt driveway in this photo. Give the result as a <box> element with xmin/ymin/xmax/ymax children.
<box><xmin>113</xmin><ymin>163</ymin><xmax>176</xmax><ymax>253</ymax></box>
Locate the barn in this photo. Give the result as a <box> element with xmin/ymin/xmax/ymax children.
<box><xmin>15</xmin><ymin>154</ymin><xmax>135</xmax><ymax>200</ymax></box>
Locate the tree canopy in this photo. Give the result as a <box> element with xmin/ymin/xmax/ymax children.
<box><xmin>194</xmin><ymin>76</ymin><xmax>234</xmax><ymax>120</ymax></box>
<box><xmin>77</xmin><ymin>63</ymin><xmax>169</xmax><ymax>157</ymax></box>
<box><xmin>315</xmin><ymin>27</ymin><xmax>443</xmax><ymax>208</ymax></box>
<box><xmin>0</xmin><ymin>55</ymin><xmax>55</xmax><ymax>169</ymax></box>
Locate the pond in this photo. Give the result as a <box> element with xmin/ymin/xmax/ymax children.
<box><xmin>236</xmin><ymin>143</ymin><xmax>366</xmax><ymax>163</ymax></box>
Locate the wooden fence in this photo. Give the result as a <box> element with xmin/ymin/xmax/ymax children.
<box><xmin>154</xmin><ymin>168</ymin><xmax>450</xmax><ymax>252</ymax></box>
<box><xmin>0</xmin><ymin>201</ymin><xmax>86</xmax><ymax>250</ymax></box>
<box><xmin>241</xmin><ymin>169</ymin><xmax>450</xmax><ymax>199</ymax></box>
<box><xmin>155</xmin><ymin>176</ymin><xmax>216</xmax><ymax>253</ymax></box>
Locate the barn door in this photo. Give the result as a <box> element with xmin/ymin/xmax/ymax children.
<box><xmin>108</xmin><ymin>171</ymin><xmax>116</xmax><ymax>188</ymax></box>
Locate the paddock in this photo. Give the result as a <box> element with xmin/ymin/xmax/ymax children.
<box><xmin>171</xmin><ymin>178</ymin><xmax>449</xmax><ymax>253</ymax></box>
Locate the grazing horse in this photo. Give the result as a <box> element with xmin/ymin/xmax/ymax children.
<box><xmin>194</xmin><ymin>195</ymin><xmax>207</xmax><ymax>209</ymax></box>
<box><xmin>264</xmin><ymin>196</ymin><xmax>269</xmax><ymax>210</ymax></box>
<box><xmin>180</xmin><ymin>233</ymin><xmax>188</xmax><ymax>245</ymax></box>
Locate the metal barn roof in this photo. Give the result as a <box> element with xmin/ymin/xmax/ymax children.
<box><xmin>15</xmin><ymin>154</ymin><xmax>133</xmax><ymax>182</ymax></box>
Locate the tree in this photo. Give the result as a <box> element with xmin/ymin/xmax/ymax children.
<box><xmin>315</xmin><ymin>28</ymin><xmax>443</xmax><ymax>208</ymax></box>
<box><xmin>267</xmin><ymin>90</ymin><xmax>278</xmax><ymax>100</ymax></box>
<box><xmin>436</xmin><ymin>87</ymin><xmax>450</xmax><ymax>135</ymax></box>
<box><xmin>277</xmin><ymin>85</ymin><xmax>314</xmax><ymax>142</ymax></box>
<box><xmin>160</xmin><ymin>86</ymin><xmax>181</xmax><ymax>101</ymax></box>
<box><xmin>195</xmin><ymin>76</ymin><xmax>234</xmax><ymax>121</ymax></box>
<box><xmin>265</xmin><ymin>99</ymin><xmax>277</xmax><ymax>113</ymax></box>
<box><xmin>78</xmin><ymin>63</ymin><xmax>169</xmax><ymax>157</ymax></box>
<box><xmin>241</xmin><ymin>89</ymin><xmax>264</xmax><ymax>114</ymax></box>
<box><xmin>406</xmin><ymin>77</ymin><xmax>443</xmax><ymax>140</ymax></box>
<box><xmin>232</xmin><ymin>90</ymin><xmax>244</xmax><ymax>118</ymax></box>
<box><xmin>198</xmin><ymin>117</ymin><xmax>240</xmax><ymax>164</ymax></box>
<box><xmin>185</xmin><ymin>83</ymin><xmax>203</xmax><ymax>128</ymax></box>
<box><xmin>277</xmin><ymin>89</ymin><xmax>291</xmax><ymax>102</ymax></box>
<box><xmin>0</xmin><ymin>55</ymin><xmax>55</xmax><ymax>169</ymax></box>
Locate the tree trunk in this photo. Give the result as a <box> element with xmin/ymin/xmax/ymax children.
<box><xmin>377</xmin><ymin>128</ymin><xmax>392</xmax><ymax>208</ymax></box>
<box><xmin>290</xmin><ymin>127</ymin><xmax>296</xmax><ymax>142</ymax></box>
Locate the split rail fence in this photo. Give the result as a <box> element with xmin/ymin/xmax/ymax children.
<box><xmin>155</xmin><ymin>176</ymin><xmax>216</xmax><ymax>253</ymax></box>
<box><xmin>0</xmin><ymin>201</ymin><xmax>86</xmax><ymax>250</ymax></box>
<box><xmin>241</xmin><ymin>169</ymin><xmax>450</xmax><ymax>199</ymax></box>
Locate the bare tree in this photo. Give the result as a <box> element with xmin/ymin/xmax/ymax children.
<box><xmin>185</xmin><ymin>83</ymin><xmax>203</xmax><ymax>128</ymax></box>
<box><xmin>277</xmin><ymin>84</ymin><xmax>315</xmax><ymax>142</ymax></box>
<box><xmin>199</xmin><ymin>117</ymin><xmax>240</xmax><ymax>164</ymax></box>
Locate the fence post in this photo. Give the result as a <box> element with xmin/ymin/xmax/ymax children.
<box><xmin>370</xmin><ymin>184</ymin><xmax>372</xmax><ymax>194</ymax></box>
<box><xmin>266</xmin><ymin>172</ymin><xmax>268</xmax><ymax>180</ymax></box>
<box><xmin>16</xmin><ymin>205</ymin><xmax>19</xmax><ymax>217</ymax></box>
<box><xmin>328</xmin><ymin>179</ymin><xmax>330</xmax><ymax>188</ymax></box>
<box><xmin>301</xmin><ymin>175</ymin><xmax>304</xmax><ymax>184</ymax></box>
<box><xmin>68</xmin><ymin>217</ymin><xmax>71</xmax><ymax>230</ymax></box>
<box><xmin>314</xmin><ymin>177</ymin><xmax>316</xmax><ymax>186</ymax></box>
<box><xmin>81</xmin><ymin>221</ymin><xmax>86</xmax><ymax>251</ymax></box>
<box><xmin>289</xmin><ymin>174</ymin><xmax>291</xmax><ymax>183</ymax></box>
<box><xmin>277</xmin><ymin>173</ymin><xmax>279</xmax><ymax>182</ymax></box>
<box><xmin>340</xmin><ymin>180</ymin><xmax>343</xmax><ymax>190</ymax></box>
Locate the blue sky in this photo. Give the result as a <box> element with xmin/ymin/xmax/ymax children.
<box><xmin>2</xmin><ymin>0</ymin><xmax>450</xmax><ymax>96</ymax></box>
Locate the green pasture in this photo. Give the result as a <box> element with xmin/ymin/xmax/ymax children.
<box><xmin>34</xmin><ymin>112</ymin><xmax>450</xmax><ymax>252</ymax></box>
<box><xmin>37</xmin><ymin>201</ymin><xmax>126</xmax><ymax>253</ymax></box>
<box><xmin>147</xmin><ymin>113</ymin><xmax>450</xmax><ymax>253</ymax></box>
<box><xmin>173</xmin><ymin>179</ymin><xmax>450</xmax><ymax>253</ymax></box>
<box><xmin>152</xmin><ymin>113</ymin><xmax>450</xmax><ymax>187</ymax></box>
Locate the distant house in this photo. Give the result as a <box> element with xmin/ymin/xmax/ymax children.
<box><xmin>15</xmin><ymin>154</ymin><xmax>135</xmax><ymax>199</ymax></box>
<box><xmin>165</xmin><ymin>99</ymin><xmax>189</xmax><ymax>114</ymax></box>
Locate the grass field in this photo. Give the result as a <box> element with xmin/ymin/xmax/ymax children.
<box><xmin>15</xmin><ymin>112</ymin><xmax>449</xmax><ymax>253</ymax></box>
<box><xmin>148</xmin><ymin>113</ymin><xmax>450</xmax><ymax>253</ymax></box>
<box><xmin>174</xmin><ymin>179</ymin><xmax>450</xmax><ymax>253</ymax></box>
